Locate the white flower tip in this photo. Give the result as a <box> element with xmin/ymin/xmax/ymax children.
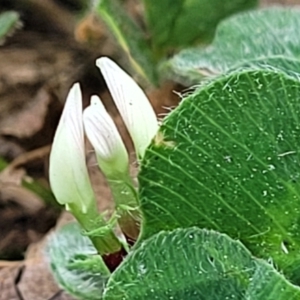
<box><xmin>71</xmin><ymin>82</ymin><xmax>81</xmax><ymax>94</ymax></box>
<box><xmin>90</xmin><ymin>95</ymin><xmax>105</xmax><ymax>109</ymax></box>
<box><xmin>67</xmin><ymin>83</ymin><xmax>81</xmax><ymax>105</ymax></box>
<box><xmin>62</xmin><ymin>82</ymin><xmax>82</xmax><ymax>118</ymax></box>
<box><xmin>83</xmin><ymin>96</ymin><xmax>125</xmax><ymax>161</ymax></box>
<box><xmin>83</xmin><ymin>96</ymin><xmax>129</xmax><ymax>177</ymax></box>
<box><xmin>95</xmin><ymin>56</ymin><xmax>158</xmax><ymax>159</ymax></box>
<box><xmin>96</xmin><ymin>56</ymin><xmax>114</xmax><ymax>70</ymax></box>
<box><xmin>49</xmin><ymin>81</ymin><xmax>95</xmax><ymax>213</ymax></box>
<box><xmin>96</xmin><ymin>57</ymin><xmax>128</xmax><ymax>81</ymax></box>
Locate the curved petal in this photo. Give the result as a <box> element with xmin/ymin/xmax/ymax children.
<box><xmin>83</xmin><ymin>95</ymin><xmax>129</xmax><ymax>179</ymax></box>
<box><xmin>49</xmin><ymin>83</ymin><xmax>95</xmax><ymax>213</ymax></box>
<box><xmin>96</xmin><ymin>57</ymin><xmax>158</xmax><ymax>158</ymax></box>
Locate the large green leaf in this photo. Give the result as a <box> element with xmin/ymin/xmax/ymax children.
<box><xmin>48</xmin><ymin>223</ymin><xmax>110</xmax><ymax>300</ymax></box>
<box><xmin>163</xmin><ymin>7</ymin><xmax>300</xmax><ymax>84</ymax></box>
<box><xmin>142</xmin><ymin>0</ymin><xmax>257</xmax><ymax>52</ymax></box>
<box><xmin>138</xmin><ymin>68</ymin><xmax>300</xmax><ymax>282</ymax></box>
<box><xmin>103</xmin><ymin>228</ymin><xmax>300</xmax><ymax>299</ymax></box>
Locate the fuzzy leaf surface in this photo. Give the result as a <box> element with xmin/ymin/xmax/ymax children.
<box><xmin>103</xmin><ymin>228</ymin><xmax>300</xmax><ymax>299</ymax></box>
<box><xmin>48</xmin><ymin>223</ymin><xmax>110</xmax><ymax>300</ymax></box>
<box><xmin>245</xmin><ymin>261</ymin><xmax>300</xmax><ymax>299</ymax></box>
<box><xmin>164</xmin><ymin>7</ymin><xmax>300</xmax><ymax>84</ymax></box>
<box><xmin>139</xmin><ymin>68</ymin><xmax>300</xmax><ymax>281</ymax></box>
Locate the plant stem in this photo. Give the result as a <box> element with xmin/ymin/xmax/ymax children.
<box><xmin>107</xmin><ymin>173</ymin><xmax>141</xmax><ymax>241</ymax></box>
<box><xmin>67</xmin><ymin>201</ymin><xmax>122</xmax><ymax>255</ymax></box>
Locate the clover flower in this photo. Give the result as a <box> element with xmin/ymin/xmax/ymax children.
<box><xmin>96</xmin><ymin>57</ymin><xmax>158</xmax><ymax>159</ymax></box>
<box><xmin>50</xmin><ymin>57</ymin><xmax>159</xmax><ymax>248</ymax></box>
<box><xmin>83</xmin><ymin>95</ymin><xmax>129</xmax><ymax>180</ymax></box>
<box><xmin>49</xmin><ymin>83</ymin><xmax>94</xmax><ymax>214</ymax></box>
<box><xmin>49</xmin><ymin>84</ymin><xmax>121</xmax><ymax>255</ymax></box>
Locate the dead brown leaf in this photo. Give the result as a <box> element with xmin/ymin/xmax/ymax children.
<box><xmin>0</xmin><ymin>263</ymin><xmax>23</xmax><ymax>300</ymax></box>
<box><xmin>0</xmin><ymin>89</ymin><xmax>59</xmax><ymax>140</ymax></box>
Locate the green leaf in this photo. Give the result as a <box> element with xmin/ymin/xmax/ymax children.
<box><xmin>227</xmin><ymin>57</ymin><xmax>300</xmax><ymax>79</ymax></box>
<box><xmin>245</xmin><ymin>260</ymin><xmax>300</xmax><ymax>299</ymax></box>
<box><xmin>103</xmin><ymin>228</ymin><xmax>300</xmax><ymax>299</ymax></box>
<box><xmin>139</xmin><ymin>68</ymin><xmax>300</xmax><ymax>282</ymax></box>
<box><xmin>0</xmin><ymin>156</ymin><xmax>8</xmax><ymax>171</ymax></box>
<box><xmin>0</xmin><ymin>156</ymin><xmax>57</xmax><ymax>207</ymax></box>
<box><xmin>48</xmin><ymin>223</ymin><xmax>110</xmax><ymax>300</ymax></box>
<box><xmin>164</xmin><ymin>7</ymin><xmax>300</xmax><ymax>85</ymax></box>
<box><xmin>96</xmin><ymin>0</ymin><xmax>157</xmax><ymax>85</ymax></box>
<box><xmin>142</xmin><ymin>0</ymin><xmax>257</xmax><ymax>52</ymax></box>
<box><xmin>0</xmin><ymin>11</ymin><xmax>21</xmax><ymax>44</ymax></box>
<box><xmin>22</xmin><ymin>178</ymin><xmax>57</xmax><ymax>206</ymax></box>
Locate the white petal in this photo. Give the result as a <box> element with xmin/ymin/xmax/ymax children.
<box><xmin>49</xmin><ymin>83</ymin><xmax>95</xmax><ymax>213</ymax></box>
<box><xmin>83</xmin><ymin>95</ymin><xmax>129</xmax><ymax>179</ymax></box>
<box><xmin>96</xmin><ymin>57</ymin><xmax>158</xmax><ymax>158</ymax></box>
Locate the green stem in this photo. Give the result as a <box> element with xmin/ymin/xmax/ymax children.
<box><xmin>107</xmin><ymin>173</ymin><xmax>141</xmax><ymax>240</ymax></box>
<box><xmin>67</xmin><ymin>201</ymin><xmax>121</xmax><ymax>255</ymax></box>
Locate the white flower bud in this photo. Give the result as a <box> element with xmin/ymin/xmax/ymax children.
<box><xmin>83</xmin><ymin>96</ymin><xmax>129</xmax><ymax>179</ymax></box>
<box><xmin>49</xmin><ymin>83</ymin><xmax>96</xmax><ymax>214</ymax></box>
<box><xmin>96</xmin><ymin>57</ymin><xmax>158</xmax><ymax>158</ymax></box>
